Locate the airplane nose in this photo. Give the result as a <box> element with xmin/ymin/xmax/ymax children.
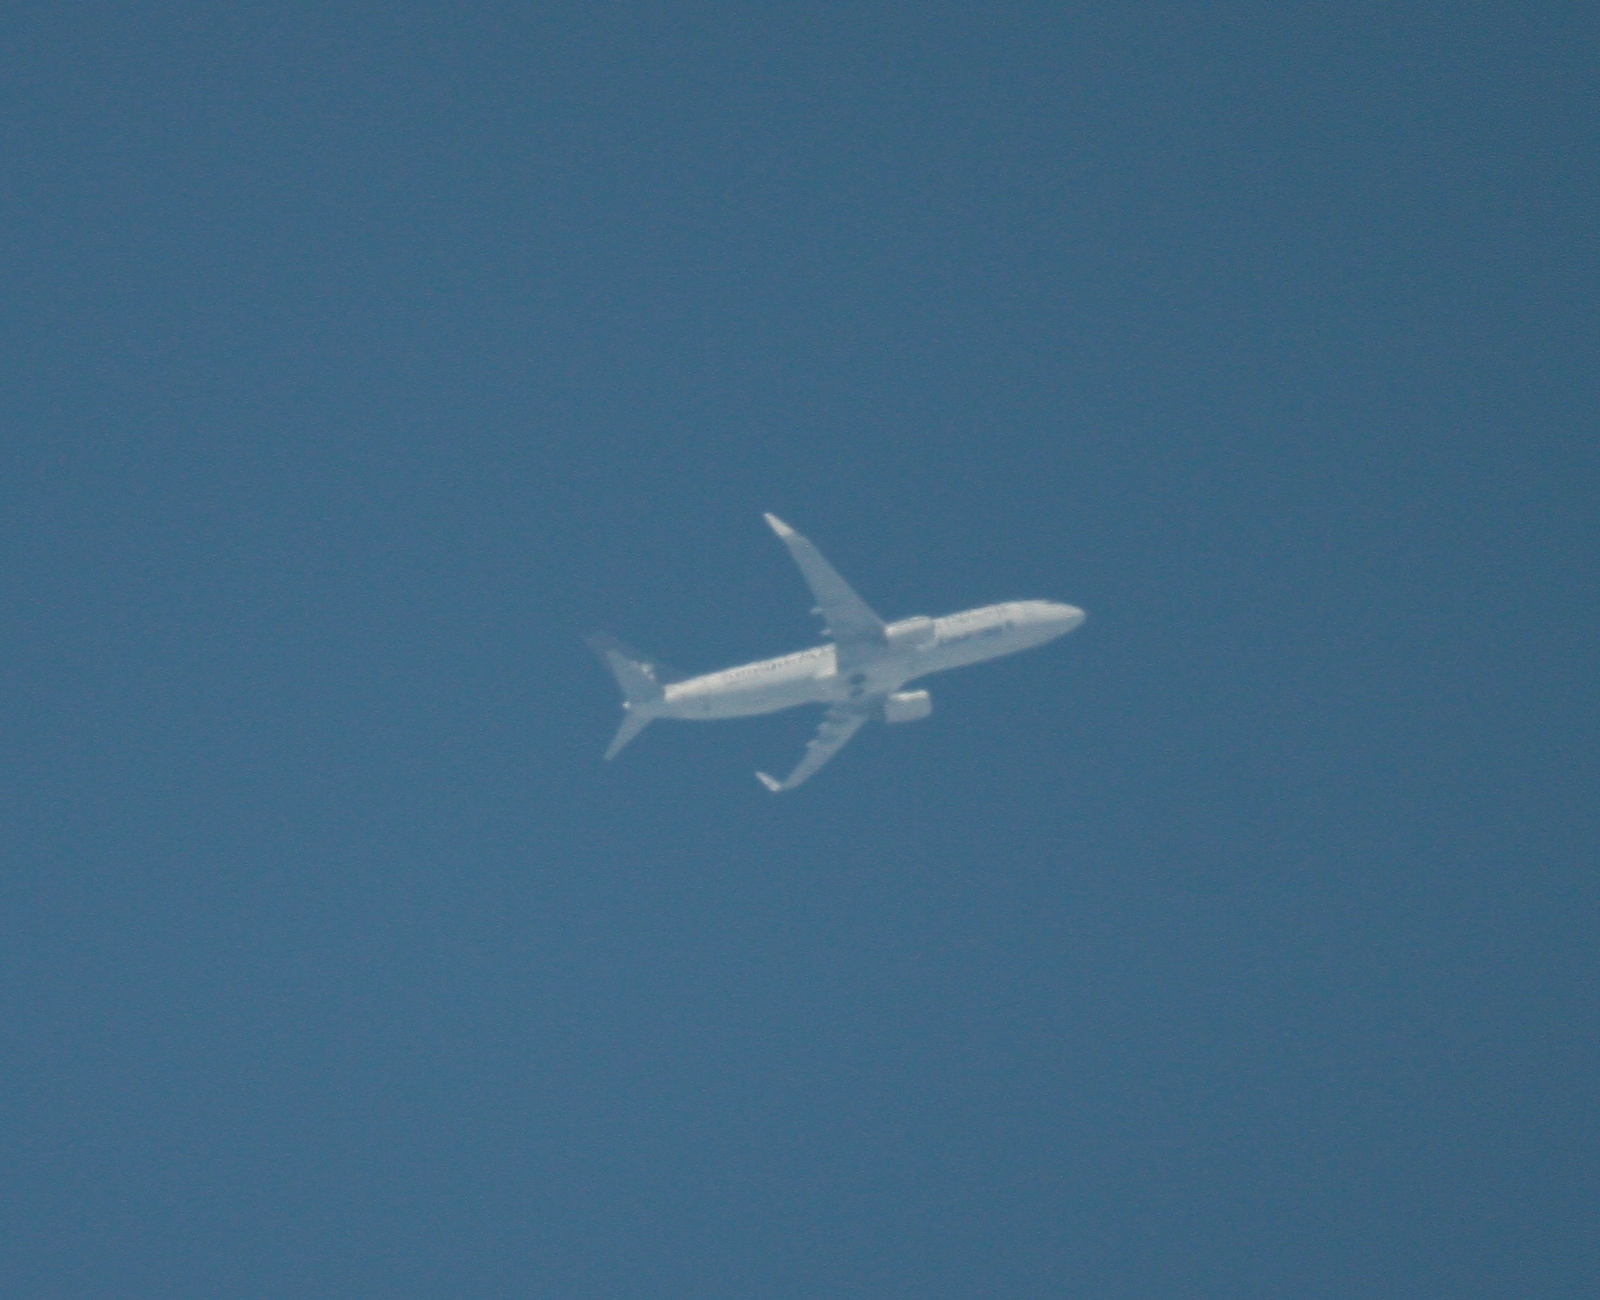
<box><xmin>1050</xmin><ymin>603</ymin><xmax>1085</xmax><ymax>635</ymax></box>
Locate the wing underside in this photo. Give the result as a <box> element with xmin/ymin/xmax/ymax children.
<box><xmin>756</xmin><ymin>705</ymin><xmax>870</xmax><ymax>792</ymax></box>
<box><xmin>763</xmin><ymin>514</ymin><xmax>885</xmax><ymax>650</ymax></box>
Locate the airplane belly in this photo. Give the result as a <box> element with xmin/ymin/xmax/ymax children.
<box><xmin>922</xmin><ymin>643</ymin><xmax>990</xmax><ymax>672</ymax></box>
<box><xmin>667</xmin><ymin>664</ymin><xmax>830</xmax><ymax>720</ymax></box>
<box><xmin>719</xmin><ymin>681</ymin><xmax>822</xmax><ymax>718</ymax></box>
<box><xmin>923</xmin><ymin>625</ymin><xmax>1027</xmax><ymax>673</ymax></box>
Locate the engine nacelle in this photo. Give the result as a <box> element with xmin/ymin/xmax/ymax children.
<box><xmin>884</xmin><ymin>616</ymin><xmax>937</xmax><ymax>652</ymax></box>
<box><xmin>883</xmin><ymin>689</ymin><xmax>932</xmax><ymax>724</ymax></box>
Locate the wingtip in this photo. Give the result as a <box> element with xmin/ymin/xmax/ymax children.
<box><xmin>755</xmin><ymin>771</ymin><xmax>783</xmax><ymax>792</ymax></box>
<box><xmin>762</xmin><ymin>512</ymin><xmax>795</xmax><ymax>539</ymax></box>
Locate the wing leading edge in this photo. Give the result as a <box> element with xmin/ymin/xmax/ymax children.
<box><xmin>756</xmin><ymin>705</ymin><xmax>870</xmax><ymax>792</ymax></box>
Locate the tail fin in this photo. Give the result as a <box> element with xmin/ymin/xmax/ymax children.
<box><xmin>586</xmin><ymin>633</ymin><xmax>666</xmax><ymax>760</ymax></box>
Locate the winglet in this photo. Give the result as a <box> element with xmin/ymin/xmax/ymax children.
<box><xmin>763</xmin><ymin>512</ymin><xmax>795</xmax><ymax>539</ymax></box>
<box><xmin>755</xmin><ymin>771</ymin><xmax>783</xmax><ymax>793</ymax></box>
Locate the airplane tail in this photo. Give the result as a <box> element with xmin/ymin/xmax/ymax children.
<box><xmin>586</xmin><ymin>633</ymin><xmax>667</xmax><ymax>760</ymax></box>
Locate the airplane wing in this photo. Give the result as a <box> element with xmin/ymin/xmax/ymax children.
<box><xmin>756</xmin><ymin>704</ymin><xmax>871</xmax><ymax>792</ymax></box>
<box><xmin>764</xmin><ymin>514</ymin><xmax>886</xmax><ymax>649</ymax></box>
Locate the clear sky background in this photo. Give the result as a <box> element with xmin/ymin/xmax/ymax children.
<box><xmin>3</xmin><ymin>4</ymin><xmax>1595</xmax><ymax>1297</ymax></box>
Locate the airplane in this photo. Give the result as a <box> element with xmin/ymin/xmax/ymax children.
<box><xmin>589</xmin><ymin>513</ymin><xmax>1085</xmax><ymax>791</ymax></box>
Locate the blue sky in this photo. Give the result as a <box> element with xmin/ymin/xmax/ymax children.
<box><xmin>3</xmin><ymin>4</ymin><xmax>1595</xmax><ymax>1296</ymax></box>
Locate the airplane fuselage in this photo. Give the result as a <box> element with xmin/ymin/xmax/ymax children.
<box><xmin>662</xmin><ymin>599</ymin><xmax>1084</xmax><ymax>721</ymax></box>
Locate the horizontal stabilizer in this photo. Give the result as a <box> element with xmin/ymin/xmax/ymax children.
<box><xmin>605</xmin><ymin>707</ymin><xmax>654</xmax><ymax>761</ymax></box>
<box><xmin>586</xmin><ymin>632</ymin><xmax>667</xmax><ymax>706</ymax></box>
<box><xmin>588</xmin><ymin>633</ymin><xmax>665</xmax><ymax>762</ymax></box>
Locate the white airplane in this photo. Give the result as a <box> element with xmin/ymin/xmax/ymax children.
<box><xmin>589</xmin><ymin>513</ymin><xmax>1085</xmax><ymax>791</ymax></box>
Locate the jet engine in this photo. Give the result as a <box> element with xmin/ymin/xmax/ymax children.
<box><xmin>884</xmin><ymin>616</ymin><xmax>937</xmax><ymax>652</ymax></box>
<box><xmin>883</xmin><ymin>689</ymin><xmax>932</xmax><ymax>723</ymax></box>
